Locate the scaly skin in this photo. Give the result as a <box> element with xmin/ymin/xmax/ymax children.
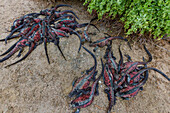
<box><xmin>58</xmin><ymin>18</ymin><xmax>77</xmax><ymax>25</ymax></box>
<box><xmin>25</xmin><ymin>22</ymin><xmax>42</xmax><ymax>37</ymax></box>
<box><xmin>117</xmin><ymin>65</ymin><xmax>146</xmax><ymax>99</ymax></box>
<box><xmin>41</xmin><ymin>9</ymin><xmax>78</xmax><ymax>23</ymax></box>
<box><xmin>105</xmin><ymin>87</ymin><xmax>116</xmax><ymax>113</ymax></box>
<box><xmin>3</xmin><ymin>26</ymin><xmax>43</xmax><ymax>67</ymax></box>
<box><xmin>51</xmin><ymin>28</ymin><xmax>69</xmax><ymax>38</ymax></box>
<box><xmin>103</xmin><ymin>62</ymin><xmax>117</xmax><ymax>113</ymax></box>
<box><xmin>104</xmin><ymin>45</ymin><xmax>119</xmax><ymax>79</ymax></box>
<box><xmin>0</xmin><ymin>34</ymin><xmax>20</xmax><ymax>42</ymax></box>
<box><xmin>131</xmin><ymin>67</ymin><xmax>170</xmax><ymax>82</ymax></box>
<box><xmin>82</xmin><ymin>17</ymin><xmax>100</xmax><ymax>42</ymax></box>
<box><xmin>0</xmin><ymin>22</ymin><xmax>42</xmax><ymax>67</ymax></box>
<box><xmin>0</xmin><ymin>38</ymin><xmax>29</xmax><ymax>63</ymax></box>
<box><xmin>90</xmin><ymin>36</ymin><xmax>128</xmax><ymax>47</ymax></box>
<box><xmin>66</xmin><ymin>23</ymin><xmax>90</xmax><ymax>30</ymax></box>
<box><xmin>40</xmin><ymin>4</ymin><xmax>72</xmax><ymax>15</ymax></box>
<box><xmin>54</xmin><ymin>10</ymin><xmax>79</xmax><ymax>20</ymax></box>
<box><xmin>69</xmin><ymin>47</ymin><xmax>97</xmax><ymax>97</ymax></box>
<box><xmin>41</xmin><ymin>20</ymin><xmax>50</xmax><ymax>64</ymax></box>
<box><xmin>54</xmin><ymin>14</ymin><xmax>79</xmax><ymax>22</ymax></box>
<box><xmin>0</xmin><ymin>4</ymin><xmax>87</xmax><ymax>67</ymax></box>
<box><xmin>1</xmin><ymin>26</ymin><xmax>34</xmax><ymax>43</ymax></box>
<box><xmin>47</xmin><ymin>23</ymin><xmax>67</xmax><ymax>61</ymax></box>
<box><xmin>117</xmin><ymin>68</ymin><xmax>147</xmax><ymax>99</ymax></box>
<box><xmin>126</xmin><ymin>72</ymin><xmax>141</xmax><ymax>85</ymax></box>
<box><xmin>107</xmin><ymin>49</ymin><xmax>118</xmax><ymax>74</ymax></box>
<box><xmin>2</xmin><ymin>18</ymin><xmax>42</xmax><ymax>43</ymax></box>
<box><xmin>81</xmin><ymin>24</ymin><xmax>100</xmax><ymax>42</ymax></box>
<box><xmin>103</xmin><ymin>64</ymin><xmax>114</xmax><ymax>87</ymax></box>
<box><xmin>4</xmin><ymin>24</ymin><xmax>26</xmax><ymax>44</ymax></box>
<box><xmin>0</xmin><ymin>41</ymin><xmax>18</xmax><ymax>56</ymax></box>
<box><xmin>5</xmin><ymin>43</ymin><xmax>35</xmax><ymax>68</ymax></box>
<box><xmin>121</xmin><ymin>45</ymin><xmax>152</xmax><ymax>76</ymax></box>
<box><xmin>28</xmin><ymin>29</ymin><xmax>42</xmax><ymax>46</ymax></box>
<box><xmin>117</xmin><ymin>85</ymin><xmax>143</xmax><ymax>99</ymax></box>
<box><xmin>103</xmin><ymin>64</ymin><xmax>116</xmax><ymax>113</ymax></box>
<box><xmin>104</xmin><ymin>86</ymin><xmax>116</xmax><ymax>113</ymax></box>
<box><xmin>118</xmin><ymin>45</ymin><xmax>123</xmax><ymax>72</ymax></box>
<box><xmin>71</xmin><ymin>59</ymin><xmax>104</xmax><ymax>109</ymax></box>
<box><xmin>90</xmin><ymin>36</ymin><xmax>128</xmax><ymax>52</ymax></box>
<box><xmin>56</xmin><ymin>26</ymin><xmax>82</xmax><ymax>52</ymax></box>
<box><xmin>11</xmin><ymin>14</ymin><xmax>40</xmax><ymax>31</ymax></box>
<box><xmin>116</xmin><ymin>62</ymin><xmax>169</xmax><ymax>100</ymax></box>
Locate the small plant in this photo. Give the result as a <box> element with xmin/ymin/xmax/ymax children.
<box><xmin>83</xmin><ymin>0</ymin><xmax>170</xmax><ymax>40</ymax></box>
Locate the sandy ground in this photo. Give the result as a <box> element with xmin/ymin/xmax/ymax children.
<box><xmin>0</xmin><ymin>0</ymin><xmax>169</xmax><ymax>113</ymax></box>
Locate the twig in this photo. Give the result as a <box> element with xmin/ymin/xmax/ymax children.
<box><xmin>154</xmin><ymin>43</ymin><xmax>170</xmax><ymax>52</ymax></box>
<box><xmin>28</xmin><ymin>69</ymin><xmax>33</xmax><ymax>75</ymax></box>
<box><xmin>94</xmin><ymin>104</ymin><xmax>105</xmax><ymax>110</ymax></box>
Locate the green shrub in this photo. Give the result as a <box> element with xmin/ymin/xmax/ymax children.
<box><xmin>83</xmin><ymin>0</ymin><xmax>170</xmax><ymax>40</ymax></box>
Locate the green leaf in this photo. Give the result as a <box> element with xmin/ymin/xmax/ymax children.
<box><xmin>82</xmin><ymin>0</ymin><xmax>169</xmax><ymax>40</ymax></box>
